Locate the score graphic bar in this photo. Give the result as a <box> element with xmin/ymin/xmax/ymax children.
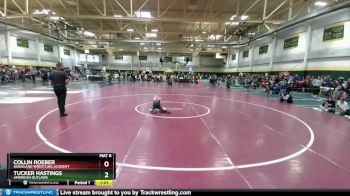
<box><xmin>7</xmin><ymin>153</ymin><xmax>116</xmax><ymax>186</ymax></box>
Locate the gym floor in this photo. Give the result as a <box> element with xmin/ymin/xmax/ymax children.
<box><xmin>1</xmin><ymin>80</ymin><xmax>350</xmax><ymax>189</ymax></box>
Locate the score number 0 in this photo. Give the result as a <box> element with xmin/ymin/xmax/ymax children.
<box><xmin>104</xmin><ymin>161</ymin><xmax>109</xmax><ymax>178</ymax></box>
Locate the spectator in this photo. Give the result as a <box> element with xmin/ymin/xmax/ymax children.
<box><xmin>335</xmin><ymin>97</ymin><xmax>350</xmax><ymax>116</ymax></box>
<box><xmin>321</xmin><ymin>97</ymin><xmax>336</xmax><ymax>113</ymax></box>
<box><xmin>280</xmin><ymin>91</ymin><xmax>293</xmax><ymax>103</ymax></box>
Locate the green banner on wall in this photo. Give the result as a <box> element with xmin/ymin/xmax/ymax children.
<box><xmin>139</xmin><ymin>56</ymin><xmax>147</xmax><ymax>60</ymax></box>
<box><xmin>164</xmin><ymin>56</ymin><xmax>172</xmax><ymax>62</ymax></box>
<box><xmin>17</xmin><ymin>37</ymin><xmax>29</xmax><ymax>48</ymax></box>
<box><xmin>232</xmin><ymin>54</ymin><xmax>236</xmax><ymax>60</ymax></box>
<box><xmin>168</xmin><ymin>53</ymin><xmax>192</xmax><ymax>56</ymax></box>
<box><xmin>64</xmin><ymin>49</ymin><xmax>70</xmax><ymax>56</ymax></box>
<box><xmin>115</xmin><ymin>55</ymin><xmax>123</xmax><ymax>60</ymax></box>
<box><xmin>44</xmin><ymin>44</ymin><xmax>54</xmax><ymax>52</ymax></box>
<box><xmin>259</xmin><ymin>45</ymin><xmax>268</xmax><ymax>54</ymax></box>
<box><xmin>243</xmin><ymin>51</ymin><xmax>249</xmax><ymax>58</ymax></box>
<box><xmin>283</xmin><ymin>36</ymin><xmax>299</xmax><ymax>49</ymax></box>
<box><xmin>323</xmin><ymin>24</ymin><xmax>344</xmax><ymax>41</ymax></box>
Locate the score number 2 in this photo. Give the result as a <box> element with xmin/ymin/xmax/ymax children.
<box><xmin>104</xmin><ymin>161</ymin><xmax>109</xmax><ymax>179</ymax></box>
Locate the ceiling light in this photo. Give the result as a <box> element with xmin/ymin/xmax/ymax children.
<box><xmin>225</xmin><ymin>22</ymin><xmax>239</xmax><ymax>25</ymax></box>
<box><xmin>247</xmin><ymin>32</ymin><xmax>256</xmax><ymax>36</ymax></box>
<box><xmin>83</xmin><ymin>31</ymin><xmax>95</xmax><ymax>37</ymax></box>
<box><xmin>33</xmin><ymin>9</ymin><xmax>51</xmax><ymax>15</ymax></box>
<box><xmin>151</xmin><ymin>29</ymin><xmax>158</xmax><ymax>32</ymax></box>
<box><xmin>146</xmin><ymin>32</ymin><xmax>157</xmax><ymax>38</ymax></box>
<box><xmin>156</xmin><ymin>43</ymin><xmax>162</xmax><ymax>46</ymax></box>
<box><xmin>314</xmin><ymin>1</ymin><xmax>327</xmax><ymax>6</ymax></box>
<box><xmin>126</xmin><ymin>28</ymin><xmax>134</xmax><ymax>32</ymax></box>
<box><xmin>84</xmin><ymin>49</ymin><xmax>89</xmax><ymax>54</ymax></box>
<box><xmin>118</xmin><ymin>49</ymin><xmax>123</xmax><ymax>51</ymax></box>
<box><xmin>135</xmin><ymin>11</ymin><xmax>153</xmax><ymax>18</ymax></box>
<box><xmin>209</xmin><ymin>34</ymin><xmax>222</xmax><ymax>40</ymax></box>
<box><xmin>114</xmin><ymin>14</ymin><xmax>123</xmax><ymax>18</ymax></box>
<box><xmin>195</xmin><ymin>39</ymin><xmax>204</xmax><ymax>42</ymax></box>
<box><xmin>140</xmin><ymin>43</ymin><xmax>145</xmax><ymax>45</ymax></box>
<box><xmin>202</xmin><ymin>31</ymin><xmax>207</xmax><ymax>34</ymax></box>
<box><xmin>43</xmin><ymin>9</ymin><xmax>50</xmax><ymax>14</ymax></box>
<box><xmin>158</xmin><ymin>47</ymin><xmax>162</xmax><ymax>50</ymax></box>
<box><xmin>144</xmin><ymin>47</ymin><xmax>148</xmax><ymax>50</ymax></box>
<box><xmin>216</xmin><ymin>53</ymin><xmax>225</xmax><ymax>59</ymax></box>
<box><xmin>135</xmin><ymin>37</ymin><xmax>140</xmax><ymax>40</ymax></box>
<box><xmin>190</xmin><ymin>44</ymin><xmax>194</xmax><ymax>47</ymax></box>
<box><xmin>230</xmin><ymin>14</ymin><xmax>248</xmax><ymax>21</ymax></box>
<box><xmin>241</xmin><ymin>15</ymin><xmax>249</xmax><ymax>20</ymax></box>
<box><xmin>229</xmin><ymin>15</ymin><xmax>237</xmax><ymax>20</ymax></box>
<box><xmin>49</xmin><ymin>16</ymin><xmax>62</xmax><ymax>21</ymax></box>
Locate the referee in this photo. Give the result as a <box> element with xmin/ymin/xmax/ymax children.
<box><xmin>49</xmin><ymin>62</ymin><xmax>69</xmax><ymax>117</ymax></box>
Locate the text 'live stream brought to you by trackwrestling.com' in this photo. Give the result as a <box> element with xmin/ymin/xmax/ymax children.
<box><xmin>0</xmin><ymin>189</ymin><xmax>193</xmax><ymax>196</ymax></box>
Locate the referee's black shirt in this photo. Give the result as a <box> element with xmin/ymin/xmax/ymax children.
<box><xmin>49</xmin><ymin>70</ymin><xmax>67</xmax><ymax>87</ymax></box>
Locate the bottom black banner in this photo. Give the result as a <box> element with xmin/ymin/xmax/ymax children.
<box><xmin>58</xmin><ymin>189</ymin><xmax>192</xmax><ymax>196</ymax></box>
<box><xmin>1</xmin><ymin>188</ymin><xmax>348</xmax><ymax>196</ymax></box>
